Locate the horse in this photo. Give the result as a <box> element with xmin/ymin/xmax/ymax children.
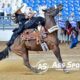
<box><xmin>0</xmin><ymin>4</ymin><xmax>68</xmax><ymax>73</ymax></box>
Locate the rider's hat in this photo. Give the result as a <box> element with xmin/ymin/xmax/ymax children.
<box><xmin>13</xmin><ymin>3</ymin><xmax>27</xmax><ymax>14</ymax></box>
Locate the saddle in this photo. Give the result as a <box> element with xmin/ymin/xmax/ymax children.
<box><xmin>20</xmin><ymin>27</ymin><xmax>47</xmax><ymax>44</ymax></box>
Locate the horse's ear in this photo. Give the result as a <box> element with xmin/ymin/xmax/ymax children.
<box><xmin>42</xmin><ymin>9</ymin><xmax>47</xmax><ymax>12</ymax></box>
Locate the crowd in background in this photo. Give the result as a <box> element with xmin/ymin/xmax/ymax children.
<box><xmin>0</xmin><ymin>0</ymin><xmax>23</xmax><ymax>27</ymax></box>
<box><xmin>0</xmin><ymin>0</ymin><xmax>22</xmax><ymax>17</ymax></box>
<box><xmin>56</xmin><ymin>12</ymin><xmax>80</xmax><ymax>48</ymax></box>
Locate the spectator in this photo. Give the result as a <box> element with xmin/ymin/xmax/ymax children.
<box><xmin>0</xmin><ymin>3</ymin><xmax>4</xmax><ymax>19</ymax></box>
<box><xmin>77</xmin><ymin>21</ymin><xmax>80</xmax><ymax>41</ymax></box>
<box><xmin>5</xmin><ymin>4</ymin><xmax>12</xmax><ymax>19</ymax></box>
<box><xmin>56</xmin><ymin>12</ymin><xmax>66</xmax><ymax>43</ymax></box>
<box><xmin>65</xmin><ymin>20</ymin><xmax>72</xmax><ymax>44</ymax></box>
<box><xmin>70</xmin><ymin>28</ymin><xmax>78</xmax><ymax>48</ymax></box>
<box><xmin>69</xmin><ymin>12</ymin><xmax>77</xmax><ymax>28</ymax></box>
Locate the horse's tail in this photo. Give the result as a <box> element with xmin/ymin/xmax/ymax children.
<box><xmin>0</xmin><ymin>47</ymin><xmax>9</xmax><ymax>60</ymax></box>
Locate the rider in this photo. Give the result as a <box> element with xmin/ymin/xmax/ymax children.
<box><xmin>7</xmin><ymin>3</ymin><xmax>45</xmax><ymax>50</ymax></box>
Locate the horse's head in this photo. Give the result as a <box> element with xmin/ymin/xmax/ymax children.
<box><xmin>42</xmin><ymin>4</ymin><xmax>63</xmax><ymax>17</ymax></box>
<box><xmin>42</xmin><ymin>4</ymin><xmax>63</xmax><ymax>33</ymax></box>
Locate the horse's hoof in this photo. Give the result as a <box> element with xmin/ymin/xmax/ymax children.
<box><xmin>31</xmin><ymin>67</ymin><xmax>44</xmax><ymax>73</ymax></box>
<box><xmin>63</xmin><ymin>67</ymin><xmax>70</xmax><ymax>73</ymax></box>
<box><xmin>32</xmin><ymin>68</ymin><xmax>41</xmax><ymax>73</ymax></box>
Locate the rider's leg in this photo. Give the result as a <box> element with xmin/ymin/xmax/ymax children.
<box><xmin>7</xmin><ymin>24</ymin><xmax>24</xmax><ymax>48</ymax></box>
<box><xmin>7</xmin><ymin>32</ymin><xmax>18</xmax><ymax>47</ymax></box>
<box><xmin>7</xmin><ymin>17</ymin><xmax>34</xmax><ymax>48</ymax></box>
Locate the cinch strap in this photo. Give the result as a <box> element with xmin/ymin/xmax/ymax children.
<box><xmin>48</xmin><ymin>25</ymin><xmax>59</xmax><ymax>33</ymax></box>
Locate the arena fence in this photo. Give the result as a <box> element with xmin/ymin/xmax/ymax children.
<box><xmin>0</xmin><ymin>16</ymin><xmax>17</xmax><ymax>30</ymax></box>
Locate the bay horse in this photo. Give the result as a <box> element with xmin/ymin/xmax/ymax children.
<box><xmin>0</xmin><ymin>4</ymin><xmax>68</xmax><ymax>73</ymax></box>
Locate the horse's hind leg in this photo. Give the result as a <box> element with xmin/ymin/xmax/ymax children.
<box><xmin>22</xmin><ymin>50</ymin><xmax>31</xmax><ymax>69</ymax></box>
<box><xmin>22</xmin><ymin>50</ymin><xmax>41</xmax><ymax>73</ymax></box>
<box><xmin>52</xmin><ymin>44</ymin><xmax>68</xmax><ymax>73</ymax></box>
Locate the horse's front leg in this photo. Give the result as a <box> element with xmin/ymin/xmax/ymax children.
<box><xmin>52</xmin><ymin>43</ymin><xmax>69</xmax><ymax>73</ymax></box>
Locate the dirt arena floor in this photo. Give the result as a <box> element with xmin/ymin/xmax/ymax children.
<box><xmin>0</xmin><ymin>42</ymin><xmax>80</xmax><ymax>80</ymax></box>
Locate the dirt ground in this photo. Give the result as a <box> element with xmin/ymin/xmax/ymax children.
<box><xmin>0</xmin><ymin>42</ymin><xmax>80</xmax><ymax>80</ymax></box>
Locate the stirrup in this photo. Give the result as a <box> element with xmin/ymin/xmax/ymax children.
<box><xmin>40</xmin><ymin>42</ymin><xmax>49</xmax><ymax>51</ymax></box>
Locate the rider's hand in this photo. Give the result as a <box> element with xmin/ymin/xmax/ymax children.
<box><xmin>28</xmin><ymin>12</ymin><xmax>35</xmax><ymax>19</ymax></box>
<box><xmin>24</xmin><ymin>13</ymin><xmax>29</xmax><ymax>19</ymax></box>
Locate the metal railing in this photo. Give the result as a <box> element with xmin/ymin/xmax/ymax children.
<box><xmin>0</xmin><ymin>16</ymin><xmax>18</xmax><ymax>30</ymax></box>
<box><xmin>0</xmin><ymin>16</ymin><xmax>80</xmax><ymax>30</ymax></box>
